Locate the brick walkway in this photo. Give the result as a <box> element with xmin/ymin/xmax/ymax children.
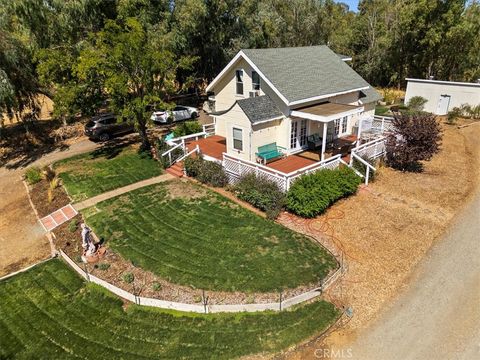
<box><xmin>73</xmin><ymin>173</ymin><xmax>174</xmax><ymax>210</ymax></box>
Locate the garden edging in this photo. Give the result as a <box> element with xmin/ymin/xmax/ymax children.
<box><xmin>58</xmin><ymin>249</ymin><xmax>345</xmax><ymax>314</ymax></box>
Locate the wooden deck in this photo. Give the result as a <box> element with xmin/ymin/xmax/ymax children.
<box><xmin>186</xmin><ymin>135</ymin><xmax>226</xmax><ymax>160</ymax></box>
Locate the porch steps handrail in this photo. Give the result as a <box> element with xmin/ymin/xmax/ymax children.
<box><xmin>351</xmin><ymin>152</ymin><xmax>376</xmax><ymax>185</ymax></box>
<box><xmin>167</xmin><ymin>131</ymin><xmax>207</xmax><ymax>146</ymax></box>
<box><xmin>355</xmin><ymin>136</ymin><xmax>386</xmax><ymax>152</ymax></box>
<box><xmin>202</xmin><ymin>123</ymin><xmax>215</xmax><ymax>136</ymax></box>
<box><xmin>176</xmin><ymin>144</ymin><xmax>200</xmax><ymax>163</ymax></box>
<box><xmin>161</xmin><ymin>141</ymin><xmax>184</xmax><ymax>158</ymax></box>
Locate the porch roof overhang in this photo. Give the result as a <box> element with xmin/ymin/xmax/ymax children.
<box><xmin>290</xmin><ymin>102</ymin><xmax>364</xmax><ymax>123</ymax></box>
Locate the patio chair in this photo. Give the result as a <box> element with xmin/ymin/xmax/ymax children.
<box><xmin>307</xmin><ymin>133</ymin><xmax>322</xmax><ymax>150</ymax></box>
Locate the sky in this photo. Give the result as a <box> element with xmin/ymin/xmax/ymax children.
<box><xmin>335</xmin><ymin>0</ymin><xmax>360</xmax><ymax>12</ymax></box>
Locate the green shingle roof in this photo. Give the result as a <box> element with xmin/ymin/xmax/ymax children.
<box><xmin>242</xmin><ymin>45</ymin><xmax>377</xmax><ymax>104</ymax></box>
<box><xmin>237</xmin><ymin>95</ymin><xmax>283</xmax><ymax>124</ymax></box>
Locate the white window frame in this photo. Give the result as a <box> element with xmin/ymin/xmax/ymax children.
<box><xmin>235</xmin><ymin>70</ymin><xmax>244</xmax><ymax>96</ymax></box>
<box><xmin>252</xmin><ymin>71</ymin><xmax>260</xmax><ymax>90</ymax></box>
<box><xmin>232</xmin><ymin>127</ymin><xmax>243</xmax><ymax>151</ymax></box>
<box><xmin>334</xmin><ymin>117</ymin><xmax>348</xmax><ymax>136</ymax></box>
<box><xmin>341</xmin><ymin>116</ymin><xmax>348</xmax><ymax>134</ymax></box>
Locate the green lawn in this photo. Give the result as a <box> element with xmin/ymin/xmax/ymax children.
<box><xmin>54</xmin><ymin>145</ymin><xmax>163</xmax><ymax>201</ymax></box>
<box><xmin>0</xmin><ymin>260</ymin><xmax>339</xmax><ymax>359</ymax></box>
<box><xmin>84</xmin><ymin>181</ymin><xmax>337</xmax><ymax>292</ymax></box>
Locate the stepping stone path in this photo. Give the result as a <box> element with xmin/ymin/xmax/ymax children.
<box><xmin>40</xmin><ymin>204</ymin><xmax>78</xmax><ymax>232</ymax></box>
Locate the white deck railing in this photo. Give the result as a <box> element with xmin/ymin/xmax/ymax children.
<box><xmin>223</xmin><ymin>153</ymin><xmax>343</xmax><ymax>192</ymax></box>
<box><xmin>353</xmin><ymin>136</ymin><xmax>386</xmax><ymax>161</ymax></box>
<box><xmin>202</xmin><ymin>123</ymin><xmax>215</xmax><ymax>136</ymax></box>
<box><xmin>372</xmin><ymin>115</ymin><xmax>395</xmax><ymax>133</ymax></box>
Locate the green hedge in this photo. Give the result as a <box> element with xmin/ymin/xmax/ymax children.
<box><xmin>173</xmin><ymin>121</ymin><xmax>202</xmax><ymax>137</ymax></box>
<box><xmin>184</xmin><ymin>155</ymin><xmax>228</xmax><ymax>187</ymax></box>
<box><xmin>233</xmin><ymin>173</ymin><xmax>285</xmax><ymax>219</ymax></box>
<box><xmin>286</xmin><ymin>167</ymin><xmax>361</xmax><ymax>218</ymax></box>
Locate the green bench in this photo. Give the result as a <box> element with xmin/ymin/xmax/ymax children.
<box><xmin>255</xmin><ymin>142</ymin><xmax>286</xmax><ymax>164</ymax></box>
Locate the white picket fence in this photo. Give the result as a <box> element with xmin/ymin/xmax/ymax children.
<box><xmin>223</xmin><ymin>153</ymin><xmax>343</xmax><ymax>192</ymax></box>
<box><xmin>372</xmin><ymin>115</ymin><xmax>395</xmax><ymax>133</ymax></box>
<box><xmin>57</xmin><ymin>250</ymin><xmax>344</xmax><ymax>314</ymax></box>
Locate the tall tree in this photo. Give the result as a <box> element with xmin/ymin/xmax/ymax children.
<box><xmin>77</xmin><ymin>17</ymin><xmax>196</xmax><ymax>150</ymax></box>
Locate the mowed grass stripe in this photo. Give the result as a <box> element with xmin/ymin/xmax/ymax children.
<box><xmin>55</xmin><ymin>146</ymin><xmax>162</xmax><ymax>202</ymax></box>
<box><xmin>85</xmin><ymin>181</ymin><xmax>337</xmax><ymax>292</ymax></box>
<box><xmin>0</xmin><ymin>260</ymin><xmax>339</xmax><ymax>359</ymax></box>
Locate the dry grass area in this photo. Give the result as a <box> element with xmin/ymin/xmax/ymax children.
<box><xmin>280</xmin><ymin>120</ymin><xmax>480</xmax><ymax>359</ymax></box>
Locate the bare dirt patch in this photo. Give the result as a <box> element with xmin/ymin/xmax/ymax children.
<box><xmin>281</xmin><ymin>121</ymin><xmax>480</xmax><ymax>359</ymax></box>
<box><xmin>164</xmin><ymin>179</ymin><xmax>208</xmax><ymax>200</ymax></box>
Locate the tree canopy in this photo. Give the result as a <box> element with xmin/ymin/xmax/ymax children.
<box><xmin>1</xmin><ymin>0</ymin><xmax>479</xmax><ymax>125</ymax></box>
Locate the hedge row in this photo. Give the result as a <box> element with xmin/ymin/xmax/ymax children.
<box><xmin>184</xmin><ymin>155</ymin><xmax>228</xmax><ymax>187</ymax></box>
<box><xmin>286</xmin><ymin>167</ymin><xmax>361</xmax><ymax>218</ymax></box>
<box><xmin>233</xmin><ymin>173</ymin><xmax>285</xmax><ymax>220</ymax></box>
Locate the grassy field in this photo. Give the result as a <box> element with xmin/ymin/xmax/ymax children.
<box><xmin>84</xmin><ymin>181</ymin><xmax>337</xmax><ymax>292</ymax></box>
<box><xmin>0</xmin><ymin>260</ymin><xmax>339</xmax><ymax>359</ymax></box>
<box><xmin>54</xmin><ymin>145</ymin><xmax>162</xmax><ymax>201</ymax></box>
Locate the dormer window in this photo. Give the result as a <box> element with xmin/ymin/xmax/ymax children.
<box><xmin>252</xmin><ymin>71</ymin><xmax>260</xmax><ymax>90</ymax></box>
<box><xmin>236</xmin><ymin>70</ymin><xmax>244</xmax><ymax>95</ymax></box>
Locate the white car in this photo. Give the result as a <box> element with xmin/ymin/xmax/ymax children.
<box><xmin>150</xmin><ymin>105</ymin><xmax>199</xmax><ymax>124</ymax></box>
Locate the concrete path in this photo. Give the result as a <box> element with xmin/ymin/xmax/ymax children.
<box><xmin>346</xmin><ymin>192</ymin><xmax>480</xmax><ymax>359</ymax></box>
<box><xmin>73</xmin><ymin>173</ymin><xmax>174</xmax><ymax>210</ymax></box>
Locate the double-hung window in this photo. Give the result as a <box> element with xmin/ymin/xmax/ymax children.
<box><xmin>236</xmin><ymin>70</ymin><xmax>244</xmax><ymax>95</ymax></box>
<box><xmin>334</xmin><ymin>119</ymin><xmax>341</xmax><ymax>135</ymax></box>
<box><xmin>252</xmin><ymin>71</ymin><xmax>260</xmax><ymax>90</ymax></box>
<box><xmin>233</xmin><ymin>128</ymin><xmax>243</xmax><ymax>151</ymax></box>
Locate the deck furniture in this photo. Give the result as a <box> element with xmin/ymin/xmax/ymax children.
<box><xmin>256</xmin><ymin>142</ymin><xmax>286</xmax><ymax>164</ymax></box>
<box><xmin>307</xmin><ymin>133</ymin><xmax>323</xmax><ymax>150</ymax></box>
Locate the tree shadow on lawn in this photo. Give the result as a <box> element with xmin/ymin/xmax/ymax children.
<box><xmin>89</xmin><ymin>137</ymin><xmax>140</xmax><ymax>160</ymax></box>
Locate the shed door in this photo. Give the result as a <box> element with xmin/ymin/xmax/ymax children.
<box><xmin>436</xmin><ymin>95</ymin><xmax>451</xmax><ymax>115</ymax></box>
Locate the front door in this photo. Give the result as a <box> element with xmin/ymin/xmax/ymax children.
<box><xmin>290</xmin><ymin>118</ymin><xmax>307</xmax><ymax>151</ymax></box>
<box><xmin>436</xmin><ymin>95</ymin><xmax>451</xmax><ymax>115</ymax></box>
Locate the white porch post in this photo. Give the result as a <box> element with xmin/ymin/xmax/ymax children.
<box><xmin>321</xmin><ymin>122</ymin><xmax>327</xmax><ymax>161</ymax></box>
<box><xmin>357</xmin><ymin>118</ymin><xmax>362</xmax><ymax>148</ymax></box>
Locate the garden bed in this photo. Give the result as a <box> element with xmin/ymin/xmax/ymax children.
<box><xmin>29</xmin><ymin>178</ymin><xmax>71</xmax><ymax>217</ymax></box>
<box><xmin>0</xmin><ymin>259</ymin><xmax>339</xmax><ymax>359</ymax></box>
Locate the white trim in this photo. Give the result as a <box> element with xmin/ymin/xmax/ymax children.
<box><xmin>251</xmin><ymin>115</ymin><xmax>284</xmax><ymax>125</ymax></box>
<box><xmin>206</xmin><ymin>51</ymin><xmax>369</xmax><ymax>107</ymax></box>
<box><xmin>406</xmin><ymin>78</ymin><xmax>480</xmax><ymax>88</ymax></box>
<box><xmin>291</xmin><ymin>106</ymin><xmax>364</xmax><ymax>123</ymax></box>
<box><xmin>341</xmin><ymin>57</ymin><xmax>352</xmax><ymax>62</ymax></box>
<box><xmin>288</xmin><ymin>87</ymin><xmax>369</xmax><ymax>106</ymax></box>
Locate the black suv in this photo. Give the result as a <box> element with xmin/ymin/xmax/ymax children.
<box><xmin>84</xmin><ymin>113</ymin><xmax>134</xmax><ymax>141</ymax></box>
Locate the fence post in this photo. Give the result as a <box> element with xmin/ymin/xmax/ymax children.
<box><xmin>365</xmin><ymin>166</ymin><xmax>370</xmax><ymax>185</ymax></box>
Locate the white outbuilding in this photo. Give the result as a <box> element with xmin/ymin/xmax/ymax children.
<box><xmin>405</xmin><ymin>78</ymin><xmax>480</xmax><ymax>115</ymax></box>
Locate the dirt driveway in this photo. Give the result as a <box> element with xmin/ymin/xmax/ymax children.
<box><xmin>0</xmin><ymin>139</ymin><xmax>99</xmax><ymax>277</ymax></box>
<box><xmin>282</xmin><ymin>121</ymin><xmax>480</xmax><ymax>359</ymax></box>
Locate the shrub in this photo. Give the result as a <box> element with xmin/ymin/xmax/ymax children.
<box><xmin>286</xmin><ymin>167</ymin><xmax>362</xmax><ymax>218</ymax></box>
<box><xmin>385</xmin><ymin>113</ymin><xmax>442</xmax><ymax>172</ymax></box>
<box><xmin>407</xmin><ymin>96</ymin><xmax>428</xmax><ymax>112</ymax></box>
<box><xmin>233</xmin><ymin>173</ymin><xmax>285</xmax><ymax>219</ymax></box>
<box><xmin>152</xmin><ymin>282</ymin><xmax>162</xmax><ymax>291</ymax></box>
<box><xmin>68</xmin><ymin>219</ymin><xmax>78</xmax><ymax>233</ymax></box>
<box><xmin>25</xmin><ymin>167</ymin><xmax>42</xmax><ymax>185</ymax></box>
<box><xmin>97</xmin><ymin>263</ymin><xmax>110</xmax><ymax>271</ymax></box>
<box><xmin>41</xmin><ymin>166</ymin><xmax>56</xmax><ymax>182</ymax></box>
<box><xmin>122</xmin><ymin>272</ymin><xmax>134</xmax><ymax>284</ymax></box>
<box><xmin>173</xmin><ymin>121</ymin><xmax>202</xmax><ymax>137</ymax></box>
<box><xmin>156</xmin><ymin>138</ymin><xmax>184</xmax><ymax>169</ymax></box>
<box><xmin>447</xmin><ymin>107</ymin><xmax>462</xmax><ymax>124</ymax></box>
<box><xmin>184</xmin><ymin>155</ymin><xmax>228</xmax><ymax>187</ymax></box>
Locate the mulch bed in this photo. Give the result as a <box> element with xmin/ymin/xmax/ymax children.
<box><xmin>30</xmin><ymin>179</ymin><xmax>71</xmax><ymax>218</ymax></box>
